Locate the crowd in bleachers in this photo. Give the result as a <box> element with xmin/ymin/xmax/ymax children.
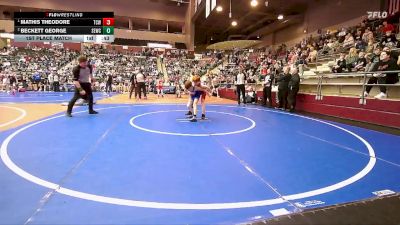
<box><xmin>0</xmin><ymin>46</ymin><xmax>80</xmax><ymax>92</ymax></box>
<box><xmin>0</xmin><ymin>15</ymin><xmax>399</xmax><ymax>101</ymax></box>
<box><xmin>204</xmin><ymin>16</ymin><xmax>400</xmax><ymax>100</ymax></box>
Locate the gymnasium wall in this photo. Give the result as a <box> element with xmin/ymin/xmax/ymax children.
<box><xmin>114</xmin><ymin>29</ymin><xmax>186</xmax><ymax>46</ymax></box>
<box><xmin>10</xmin><ymin>41</ymin><xmax>82</xmax><ymax>51</ymax></box>
<box><xmin>0</xmin><ymin>0</ymin><xmax>186</xmax><ymax>22</ymax></box>
<box><xmin>217</xmin><ymin>89</ymin><xmax>400</xmax><ymax>128</ymax></box>
<box><xmin>184</xmin><ymin>0</ymin><xmax>195</xmax><ymax>51</ymax></box>
<box><xmin>0</xmin><ymin>19</ymin><xmax>13</xmax><ymax>33</ymax></box>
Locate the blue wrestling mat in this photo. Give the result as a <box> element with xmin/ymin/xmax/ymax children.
<box><xmin>0</xmin><ymin>91</ymin><xmax>113</xmax><ymax>103</ymax></box>
<box><xmin>0</xmin><ymin>104</ymin><xmax>399</xmax><ymax>224</ymax></box>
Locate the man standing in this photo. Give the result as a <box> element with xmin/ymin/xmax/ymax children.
<box><xmin>235</xmin><ymin>67</ymin><xmax>246</xmax><ymax>105</ymax></box>
<box><xmin>48</xmin><ymin>72</ymin><xmax>54</xmax><ymax>91</ymax></box>
<box><xmin>263</xmin><ymin>70</ymin><xmax>274</xmax><ymax>107</ymax></box>
<box><xmin>287</xmin><ymin>67</ymin><xmax>301</xmax><ymax>112</ymax></box>
<box><xmin>276</xmin><ymin>66</ymin><xmax>291</xmax><ymax>110</ymax></box>
<box><xmin>129</xmin><ymin>72</ymin><xmax>136</xmax><ymax>99</ymax></box>
<box><xmin>53</xmin><ymin>73</ymin><xmax>60</xmax><ymax>92</ymax></box>
<box><xmin>66</xmin><ymin>56</ymin><xmax>98</xmax><ymax>117</ymax></box>
<box><xmin>136</xmin><ymin>69</ymin><xmax>147</xmax><ymax>99</ymax></box>
<box><xmin>106</xmin><ymin>74</ymin><xmax>113</xmax><ymax>93</ymax></box>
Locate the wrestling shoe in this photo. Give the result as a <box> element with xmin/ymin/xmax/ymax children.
<box><xmin>190</xmin><ymin>116</ymin><xmax>197</xmax><ymax>122</ymax></box>
<box><xmin>201</xmin><ymin>114</ymin><xmax>206</xmax><ymax>120</ymax></box>
<box><xmin>89</xmin><ymin>110</ymin><xmax>99</xmax><ymax>114</ymax></box>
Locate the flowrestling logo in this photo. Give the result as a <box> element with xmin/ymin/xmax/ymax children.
<box><xmin>367</xmin><ymin>11</ymin><xmax>388</xmax><ymax>19</ymax></box>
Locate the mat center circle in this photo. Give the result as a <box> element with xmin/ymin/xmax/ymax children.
<box><xmin>129</xmin><ymin>110</ymin><xmax>256</xmax><ymax>136</ymax></box>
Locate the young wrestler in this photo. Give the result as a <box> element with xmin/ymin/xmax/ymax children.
<box><xmin>157</xmin><ymin>77</ymin><xmax>164</xmax><ymax>98</ymax></box>
<box><xmin>193</xmin><ymin>76</ymin><xmax>211</xmax><ymax>120</ymax></box>
<box><xmin>184</xmin><ymin>76</ymin><xmax>211</xmax><ymax>122</ymax></box>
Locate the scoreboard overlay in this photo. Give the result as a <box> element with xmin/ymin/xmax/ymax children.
<box><xmin>14</xmin><ymin>12</ymin><xmax>114</xmax><ymax>43</ymax></box>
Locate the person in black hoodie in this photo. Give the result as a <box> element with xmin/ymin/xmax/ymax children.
<box><xmin>276</xmin><ymin>66</ymin><xmax>291</xmax><ymax>110</ymax></box>
<box><xmin>287</xmin><ymin>67</ymin><xmax>301</xmax><ymax>112</ymax></box>
<box><xmin>129</xmin><ymin>72</ymin><xmax>136</xmax><ymax>99</ymax></box>
<box><xmin>105</xmin><ymin>74</ymin><xmax>113</xmax><ymax>93</ymax></box>
<box><xmin>373</xmin><ymin>51</ymin><xmax>399</xmax><ymax>99</ymax></box>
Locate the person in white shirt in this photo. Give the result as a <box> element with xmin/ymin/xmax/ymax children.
<box><xmin>235</xmin><ymin>67</ymin><xmax>246</xmax><ymax>105</ymax></box>
<box><xmin>136</xmin><ymin>70</ymin><xmax>147</xmax><ymax>99</ymax></box>
<box><xmin>53</xmin><ymin>74</ymin><xmax>60</xmax><ymax>92</ymax></box>
<box><xmin>263</xmin><ymin>71</ymin><xmax>275</xmax><ymax>107</ymax></box>
<box><xmin>48</xmin><ymin>73</ymin><xmax>54</xmax><ymax>91</ymax></box>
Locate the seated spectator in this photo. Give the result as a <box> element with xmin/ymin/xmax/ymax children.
<box><xmin>343</xmin><ymin>33</ymin><xmax>355</xmax><ymax>49</ymax></box>
<box><xmin>364</xmin><ymin>51</ymin><xmax>399</xmax><ymax>99</ymax></box>
<box><xmin>381</xmin><ymin>21</ymin><xmax>395</xmax><ymax>34</ymax></box>
<box><xmin>362</xmin><ymin>27</ymin><xmax>374</xmax><ymax>43</ymax></box>
<box><xmin>345</xmin><ymin>48</ymin><xmax>359</xmax><ymax>71</ymax></box>
<box><xmin>245</xmin><ymin>87</ymin><xmax>257</xmax><ymax>104</ymax></box>
<box><xmin>338</xmin><ymin>28</ymin><xmax>347</xmax><ymax>43</ymax></box>
<box><xmin>383</xmin><ymin>46</ymin><xmax>399</xmax><ymax>62</ymax></box>
<box><xmin>355</xmin><ymin>38</ymin><xmax>367</xmax><ymax>51</ymax></box>
<box><xmin>332</xmin><ymin>53</ymin><xmax>347</xmax><ymax>73</ymax></box>
<box><xmin>307</xmin><ymin>47</ymin><xmax>318</xmax><ymax>62</ymax></box>
<box><xmin>366</xmin><ymin>37</ymin><xmax>377</xmax><ymax>53</ymax></box>
<box><xmin>354</xmin><ymin>52</ymin><xmax>367</xmax><ymax>71</ymax></box>
<box><xmin>354</xmin><ymin>29</ymin><xmax>363</xmax><ymax>41</ymax></box>
<box><xmin>381</xmin><ymin>31</ymin><xmax>398</xmax><ymax>48</ymax></box>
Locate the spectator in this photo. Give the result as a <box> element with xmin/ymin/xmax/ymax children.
<box><xmin>355</xmin><ymin>38</ymin><xmax>367</xmax><ymax>51</ymax></box>
<box><xmin>366</xmin><ymin>37</ymin><xmax>376</xmax><ymax>53</ymax></box>
<box><xmin>381</xmin><ymin>31</ymin><xmax>398</xmax><ymax>48</ymax></box>
<box><xmin>345</xmin><ymin>48</ymin><xmax>359</xmax><ymax>71</ymax></box>
<box><xmin>343</xmin><ymin>33</ymin><xmax>355</xmax><ymax>49</ymax></box>
<box><xmin>307</xmin><ymin>47</ymin><xmax>318</xmax><ymax>62</ymax></box>
<box><xmin>332</xmin><ymin>53</ymin><xmax>347</xmax><ymax>73</ymax></box>
<box><xmin>365</xmin><ymin>51</ymin><xmax>399</xmax><ymax>99</ymax></box>
<box><xmin>381</xmin><ymin>21</ymin><xmax>395</xmax><ymax>33</ymax></box>
<box><xmin>287</xmin><ymin>67</ymin><xmax>300</xmax><ymax>112</ymax></box>
<box><xmin>354</xmin><ymin>52</ymin><xmax>367</xmax><ymax>71</ymax></box>
<box><xmin>362</xmin><ymin>27</ymin><xmax>374</xmax><ymax>43</ymax></box>
<box><xmin>276</xmin><ymin>66</ymin><xmax>291</xmax><ymax>110</ymax></box>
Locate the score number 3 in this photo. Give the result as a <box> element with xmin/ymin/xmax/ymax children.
<box><xmin>102</xmin><ymin>18</ymin><xmax>114</xmax><ymax>26</ymax></box>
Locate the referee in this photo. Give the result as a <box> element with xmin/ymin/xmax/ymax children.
<box><xmin>235</xmin><ymin>67</ymin><xmax>246</xmax><ymax>105</ymax></box>
<box><xmin>66</xmin><ymin>56</ymin><xmax>98</xmax><ymax>117</ymax></box>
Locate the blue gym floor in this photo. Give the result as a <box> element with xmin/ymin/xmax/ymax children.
<box><xmin>0</xmin><ymin>92</ymin><xmax>112</xmax><ymax>103</ymax></box>
<box><xmin>1</xmin><ymin>104</ymin><xmax>400</xmax><ymax>224</ymax></box>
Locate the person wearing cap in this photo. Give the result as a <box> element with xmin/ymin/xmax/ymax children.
<box><xmin>66</xmin><ymin>56</ymin><xmax>98</xmax><ymax>117</ymax></box>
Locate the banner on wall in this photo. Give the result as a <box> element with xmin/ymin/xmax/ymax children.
<box><xmin>206</xmin><ymin>0</ymin><xmax>210</xmax><ymax>18</ymax></box>
<box><xmin>194</xmin><ymin>54</ymin><xmax>203</xmax><ymax>60</ymax></box>
<box><xmin>211</xmin><ymin>0</ymin><xmax>216</xmax><ymax>11</ymax></box>
<box><xmin>195</xmin><ymin>0</ymin><xmax>202</xmax><ymax>12</ymax></box>
<box><xmin>51</xmin><ymin>42</ymin><xmax>63</xmax><ymax>48</ymax></box>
